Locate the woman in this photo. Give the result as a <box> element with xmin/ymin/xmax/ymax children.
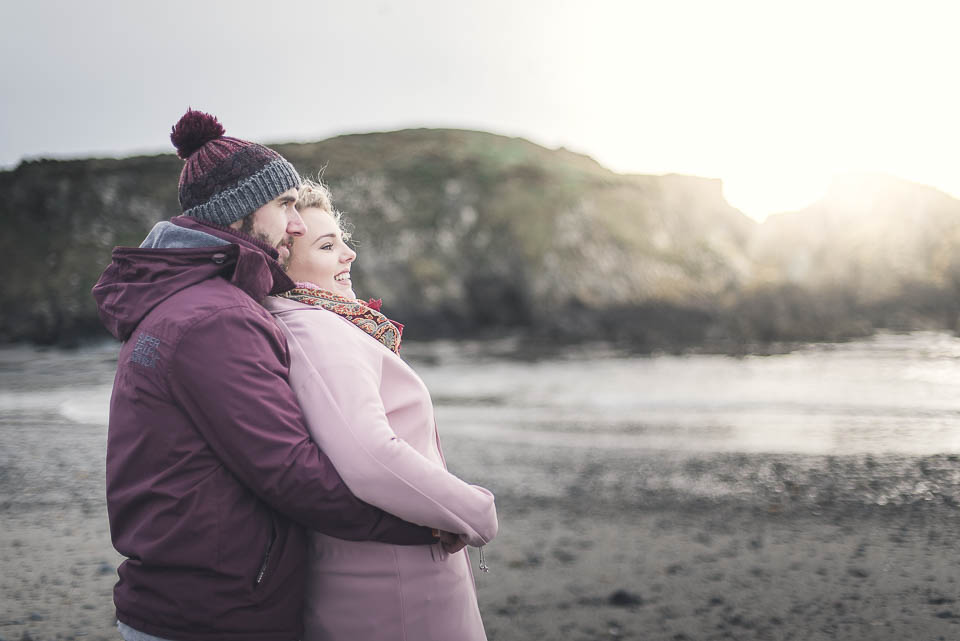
<box><xmin>265</xmin><ymin>180</ymin><xmax>498</xmax><ymax>641</ymax></box>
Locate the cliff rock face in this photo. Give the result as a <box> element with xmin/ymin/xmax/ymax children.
<box><xmin>0</xmin><ymin>129</ymin><xmax>756</xmax><ymax>346</ymax></box>
<box><xmin>4</xmin><ymin>132</ymin><xmax>957</xmax><ymax>348</ymax></box>
<box><xmin>0</xmin><ymin>155</ymin><xmax>182</xmax><ymax>343</ymax></box>
<box><xmin>283</xmin><ymin>131</ymin><xmax>755</xmax><ymax>341</ymax></box>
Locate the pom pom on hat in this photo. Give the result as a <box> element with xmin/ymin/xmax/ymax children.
<box><xmin>170</xmin><ymin>107</ymin><xmax>301</xmax><ymax>226</ymax></box>
<box><xmin>170</xmin><ymin>108</ymin><xmax>226</xmax><ymax>159</ymax></box>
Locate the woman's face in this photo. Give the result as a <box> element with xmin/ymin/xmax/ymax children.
<box><xmin>286</xmin><ymin>206</ymin><xmax>357</xmax><ymax>299</ymax></box>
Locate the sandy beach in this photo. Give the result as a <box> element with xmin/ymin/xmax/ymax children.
<box><xmin>5</xmin><ymin>437</ymin><xmax>960</xmax><ymax>640</ymax></box>
<box><xmin>5</xmin><ymin>339</ymin><xmax>960</xmax><ymax>640</ymax></box>
<box><xmin>470</xmin><ymin>444</ymin><xmax>960</xmax><ymax>641</ymax></box>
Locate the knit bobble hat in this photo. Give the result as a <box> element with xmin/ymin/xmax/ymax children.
<box><xmin>169</xmin><ymin>109</ymin><xmax>301</xmax><ymax>226</ymax></box>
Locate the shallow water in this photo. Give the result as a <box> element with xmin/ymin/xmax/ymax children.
<box><xmin>5</xmin><ymin>331</ymin><xmax>960</xmax><ymax>457</ymax></box>
<box><xmin>419</xmin><ymin>331</ymin><xmax>960</xmax><ymax>456</ymax></box>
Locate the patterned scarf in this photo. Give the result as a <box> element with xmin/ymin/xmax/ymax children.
<box><xmin>278</xmin><ymin>282</ymin><xmax>404</xmax><ymax>355</ymax></box>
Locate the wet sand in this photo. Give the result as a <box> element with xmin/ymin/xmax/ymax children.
<box><xmin>466</xmin><ymin>444</ymin><xmax>960</xmax><ymax>641</ymax></box>
<box><xmin>4</xmin><ymin>423</ymin><xmax>960</xmax><ymax>641</ymax></box>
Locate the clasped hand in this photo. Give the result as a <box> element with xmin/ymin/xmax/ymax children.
<box><xmin>435</xmin><ymin>530</ymin><xmax>466</xmax><ymax>554</ymax></box>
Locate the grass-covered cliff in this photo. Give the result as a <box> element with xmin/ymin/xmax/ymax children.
<box><xmin>2</xmin><ymin>130</ymin><xmax>958</xmax><ymax>349</ymax></box>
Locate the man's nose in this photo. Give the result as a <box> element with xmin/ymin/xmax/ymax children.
<box><xmin>287</xmin><ymin>210</ymin><xmax>307</xmax><ymax>236</ymax></box>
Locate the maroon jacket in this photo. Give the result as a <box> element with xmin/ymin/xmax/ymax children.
<box><xmin>92</xmin><ymin>216</ymin><xmax>433</xmax><ymax>641</ymax></box>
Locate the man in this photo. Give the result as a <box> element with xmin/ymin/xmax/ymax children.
<box><xmin>92</xmin><ymin>109</ymin><xmax>435</xmax><ymax>641</ymax></box>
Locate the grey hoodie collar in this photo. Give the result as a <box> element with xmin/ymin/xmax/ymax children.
<box><xmin>139</xmin><ymin>221</ymin><xmax>230</xmax><ymax>250</ymax></box>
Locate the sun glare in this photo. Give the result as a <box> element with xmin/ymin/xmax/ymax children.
<box><xmin>722</xmin><ymin>172</ymin><xmax>835</xmax><ymax>223</ymax></box>
<box><xmin>549</xmin><ymin>1</ymin><xmax>960</xmax><ymax>224</ymax></box>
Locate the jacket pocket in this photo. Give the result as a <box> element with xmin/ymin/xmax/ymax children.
<box><xmin>254</xmin><ymin>518</ymin><xmax>277</xmax><ymax>589</ymax></box>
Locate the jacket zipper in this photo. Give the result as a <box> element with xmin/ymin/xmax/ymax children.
<box><xmin>255</xmin><ymin>527</ymin><xmax>276</xmax><ymax>586</ymax></box>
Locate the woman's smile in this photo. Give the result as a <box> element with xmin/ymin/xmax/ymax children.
<box><xmin>286</xmin><ymin>206</ymin><xmax>358</xmax><ymax>299</ymax></box>
<box><xmin>334</xmin><ymin>270</ymin><xmax>352</xmax><ymax>289</ymax></box>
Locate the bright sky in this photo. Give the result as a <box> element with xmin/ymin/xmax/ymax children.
<box><xmin>2</xmin><ymin>0</ymin><xmax>958</xmax><ymax>221</ymax></box>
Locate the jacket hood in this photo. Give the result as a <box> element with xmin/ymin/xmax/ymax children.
<box><xmin>92</xmin><ymin>216</ymin><xmax>295</xmax><ymax>341</ymax></box>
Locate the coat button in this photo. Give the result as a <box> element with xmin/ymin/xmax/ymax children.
<box><xmin>212</xmin><ymin>253</ymin><xmax>226</xmax><ymax>264</ymax></box>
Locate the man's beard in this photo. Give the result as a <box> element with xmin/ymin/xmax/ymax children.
<box><xmin>257</xmin><ymin>233</ymin><xmax>292</xmax><ymax>270</ymax></box>
<box><xmin>238</xmin><ymin>218</ymin><xmax>293</xmax><ymax>270</ymax></box>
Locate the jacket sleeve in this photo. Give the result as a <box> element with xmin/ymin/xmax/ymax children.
<box><xmin>168</xmin><ymin>305</ymin><xmax>435</xmax><ymax>545</ymax></box>
<box><xmin>277</xmin><ymin>311</ymin><xmax>498</xmax><ymax>547</ymax></box>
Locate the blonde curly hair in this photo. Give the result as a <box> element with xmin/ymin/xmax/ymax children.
<box><xmin>296</xmin><ymin>178</ymin><xmax>351</xmax><ymax>242</ymax></box>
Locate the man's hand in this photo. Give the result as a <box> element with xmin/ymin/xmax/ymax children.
<box><xmin>438</xmin><ymin>530</ymin><xmax>467</xmax><ymax>554</ymax></box>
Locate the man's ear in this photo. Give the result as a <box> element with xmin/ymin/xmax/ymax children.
<box><xmin>230</xmin><ymin>214</ymin><xmax>252</xmax><ymax>231</ymax></box>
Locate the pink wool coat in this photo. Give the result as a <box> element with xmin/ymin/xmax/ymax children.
<box><xmin>266</xmin><ymin>296</ymin><xmax>499</xmax><ymax>641</ymax></box>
